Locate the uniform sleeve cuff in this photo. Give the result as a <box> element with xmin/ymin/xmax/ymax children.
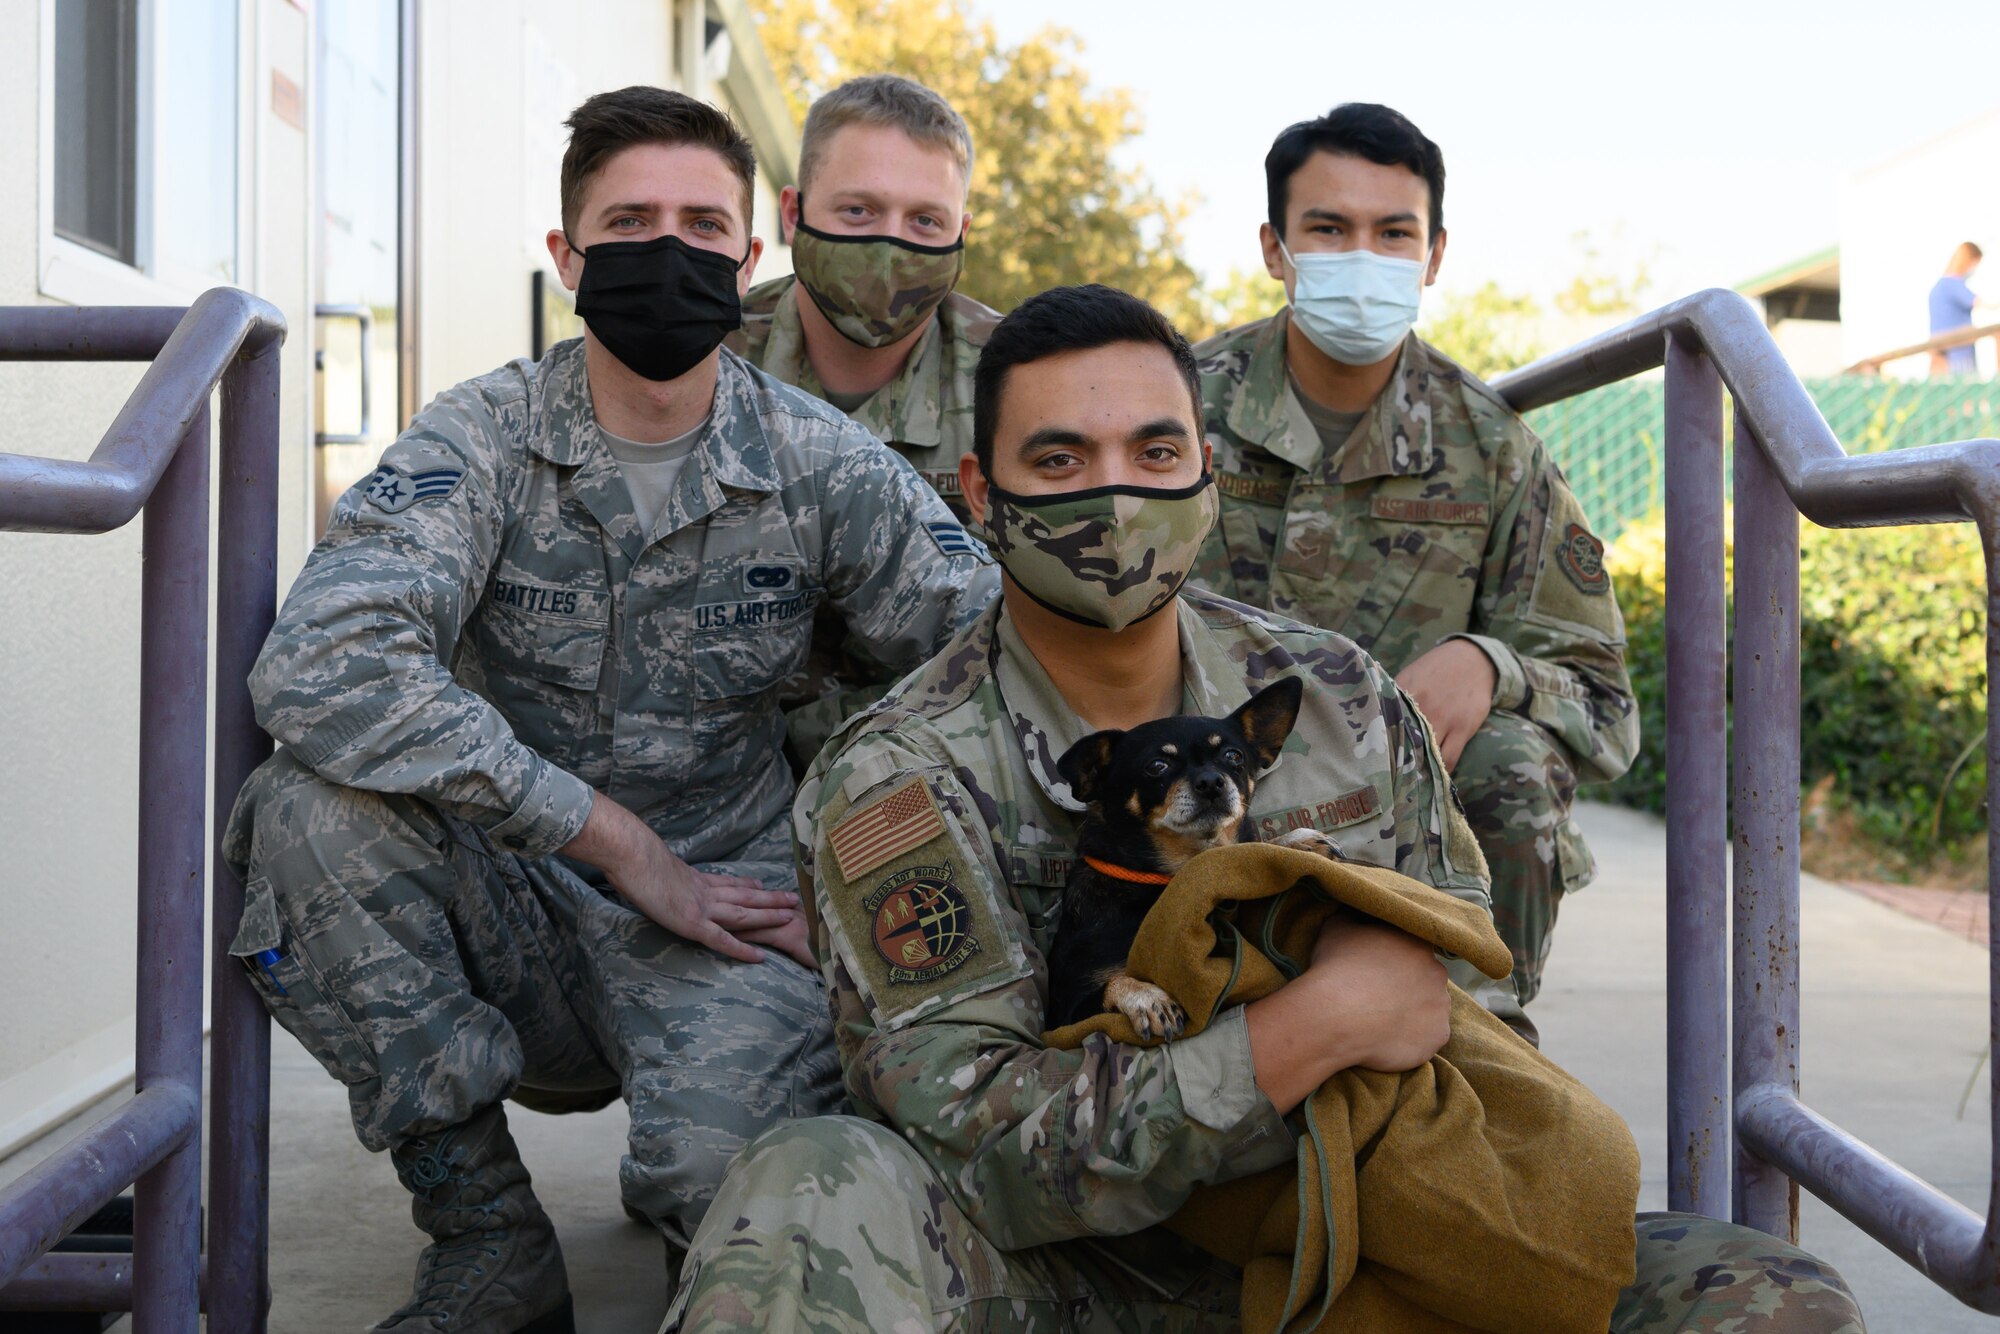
<box><xmin>1452</xmin><ymin>633</ymin><xmax>1528</xmax><ymax>711</ymax></box>
<box><xmin>486</xmin><ymin>756</ymin><xmax>596</xmax><ymax>858</ymax></box>
<box><xmin>1168</xmin><ymin>1006</ymin><xmax>1295</xmax><ymax>1177</ymax></box>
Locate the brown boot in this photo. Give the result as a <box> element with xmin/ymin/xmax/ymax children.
<box><xmin>374</xmin><ymin>1106</ymin><xmax>574</xmax><ymax>1333</ymax></box>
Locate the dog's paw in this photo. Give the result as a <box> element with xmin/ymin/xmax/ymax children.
<box><xmin>1105</xmin><ymin>975</ymin><xmax>1186</xmax><ymax>1042</ymax></box>
<box><xmin>1274</xmin><ymin>827</ymin><xmax>1345</xmax><ymax>861</ymax></box>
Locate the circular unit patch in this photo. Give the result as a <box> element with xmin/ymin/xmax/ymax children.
<box><xmin>868</xmin><ymin>865</ymin><xmax>981</xmax><ymax>985</ymax></box>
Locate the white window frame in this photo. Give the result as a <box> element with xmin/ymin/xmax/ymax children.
<box><xmin>37</xmin><ymin>0</ymin><xmax>254</xmax><ymax>307</ymax></box>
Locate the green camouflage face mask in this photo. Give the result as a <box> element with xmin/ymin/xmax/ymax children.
<box><xmin>791</xmin><ymin>209</ymin><xmax>965</xmax><ymax>349</ymax></box>
<box><xmin>985</xmin><ymin>475</ymin><xmax>1219</xmax><ymax>630</ymax></box>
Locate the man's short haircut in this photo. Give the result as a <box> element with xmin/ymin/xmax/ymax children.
<box><xmin>1955</xmin><ymin>240</ymin><xmax>1985</xmax><ymax>265</ymax></box>
<box><xmin>561</xmin><ymin>86</ymin><xmax>757</xmax><ymax>237</ymax></box>
<box><xmin>798</xmin><ymin>74</ymin><xmax>974</xmax><ymax>198</ymax></box>
<box><xmin>973</xmin><ymin>285</ymin><xmax>1201</xmax><ymax>475</ymax></box>
<box><xmin>1265</xmin><ymin>103</ymin><xmax>1445</xmax><ymax>241</ymax></box>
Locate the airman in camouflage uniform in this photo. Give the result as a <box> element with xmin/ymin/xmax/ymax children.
<box><xmin>1192</xmin><ymin>322</ymin><xmax>1635</xmax><ymax>1007</ymax></box>
<box><xmin>1189</xmin><ymin>105</ymin><xmax>1637</xmax><ymax>1012</ymax></box>
<box><xmin>222</xmin><ymin>334</ymin><xmax>994</xmax><ymax>1316</ymax></box>
<box><xmin>664</xmin><ymin>285</ymin><xmax>1861</xmax><ymax>1333</ymax></box>
<box><xmin>665</xmin><ymin>595</ymin><xmax>1860</xmax><ymax>1334</ymax></box>
<box><xmin>729</xmin><ymin>74</ymin><xmax>1001</xmax><ymax>768</ymax></box>
<box><xmin>729</xmin><ymin>74</ymin><xmax>996</xmax><ymax>518</ymax></box>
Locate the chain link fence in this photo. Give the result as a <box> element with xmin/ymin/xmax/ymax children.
<box><xmin>1529</xmin><ymin>376</ymin><xmax>2000</xmax><ymax>539</ymax></box>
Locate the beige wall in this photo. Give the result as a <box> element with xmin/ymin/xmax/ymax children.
<box><xmin>414</xmin><ymin>1</ymin><xmax>791</xmax><ymax>407</ymax></box>
<box><xmin>0</xmin><ymin>0</ymin><xmax>314</xmax><ymax>1154</ymax></box>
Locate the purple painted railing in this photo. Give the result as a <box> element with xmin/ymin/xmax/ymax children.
<box><xmin>1494</xmin><ymin>288</ymin><xmax>2000</xmax><ymax>1311</ymax></box>
<box><xmin>0</xmin><ymin>289</ymin><xmax>285</xmax><ymax>1331</ymax></box>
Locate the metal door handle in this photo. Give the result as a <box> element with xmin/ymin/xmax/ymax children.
<box><xmin>315</xmin><ymin>303</ymin><xmax>374</xmax><ymax>445</ymax></box>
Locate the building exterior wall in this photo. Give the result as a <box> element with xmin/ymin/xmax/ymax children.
<box><xmin>414</xmin><ymin>2</ymin><xmax>792</xmax><ymax>407</ymax></box>
<box><xmin>0</xmin><ymin>0</ymin><xmax>315</xmax><ymax>1154</ymax></box>
<box><xmin>1839</xmin><ymin>108</ymin><xmax>2000</xmax><ymax>379</ymax></box>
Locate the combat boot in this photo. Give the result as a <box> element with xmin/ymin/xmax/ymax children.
<box><xmin>374</xmin><ymin>1105</ymin><xmax>575</xmax><ymax>1333</ymax></box>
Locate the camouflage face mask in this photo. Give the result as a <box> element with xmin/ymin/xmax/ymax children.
<box><xmin>984</xmin><ymin>475</ymin><xmax>1219</xmax><ymax>631</ymax></box>
<box><xmin>791</xmin><ymin>210</ymin><xmax>965</xmax><ymax>349</ymax></box>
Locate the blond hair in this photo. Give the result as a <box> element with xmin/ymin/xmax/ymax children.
<box><xmin>798</xmin><ymin>74</ymin><xmax>973</xmax><ymax>196</ymax></box>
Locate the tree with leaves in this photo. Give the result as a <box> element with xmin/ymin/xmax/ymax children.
<box><xmin>752</xmin><ymin>0</ymin><xmax>1199</xmax><ymax>316</ymax></box>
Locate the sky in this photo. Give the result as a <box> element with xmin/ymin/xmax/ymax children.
<box><xmin>976</xmin><ymin>0</ymin><xmax>2000</xmax><ymax>306</ymax></box>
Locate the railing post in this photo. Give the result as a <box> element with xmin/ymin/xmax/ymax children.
<box><xmin>131</xmin><ymin>403</ymin><xmax>211</xmax><ymax>1333</ymax></box>
<box><xmin>207</xmin><ymin>344</ymin><xmax>280</xmax><ymax>1333</ymax></box>
<box><xmin>1663</xmin><ymin>336</ymin><xmax>1730</xmax><ymax>1217</ymax></box>
<box><xmin>1731</xmin><ymin>406</ymin><xmax>1803</xmax><ymax>1241</ymax></box>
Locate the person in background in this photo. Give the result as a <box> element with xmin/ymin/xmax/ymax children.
<box><xmin>1929</xmin><ymin>241</ymin><xmax>1992</xmax><ymax>377</ymax></box>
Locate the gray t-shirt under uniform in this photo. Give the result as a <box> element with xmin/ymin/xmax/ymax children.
<box><xmin>1288</xmin><ymin>369</ymin><xmax>1367</xmax><ymax>454</ymax></box>
<box><xmin>604</xmin><ymin>417</ymin><xmax>708</xmax><ymax>537</ymax></box>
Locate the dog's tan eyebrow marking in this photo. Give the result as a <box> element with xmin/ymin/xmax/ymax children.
<box><xmin>1208</xmin><ymin>733</ymin><xmax>1222</xmax><ymax>747</ymax></box>
<box><xmin>1160</xmin><ymin>744</ymin><xmax>1178</xmax><ymax>756</ymax></box>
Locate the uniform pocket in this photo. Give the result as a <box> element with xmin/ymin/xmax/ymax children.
<box><xmin>228</xmin><ymin>877</ymin><xmax>378</xmax><ymax>1085</ymax></box>
<box><xmin>690</xmin><ymin>592</ymin><xmax>819</xmax><ymax>700</ymax></box>
<box><xmin>474</xmin><ymin>578</ymin><xmax>611</xmax><ymax>691</ymax></box>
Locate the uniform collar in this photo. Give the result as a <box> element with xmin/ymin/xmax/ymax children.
<box><xmin>1223</xmin><ymin>309</ymin><xmax>1438</xmax><ymax>482</ymax></box>
<box><xmin>530</xmin><ymin>341</ymin><xmax>782</xmax><ymax>560</ymax></box>
<box><xmin>751</xmin><ymin>276</ymin><xmax>955</xmax><ymax>449</ymax></box>
<box><xmin>993</xmin><ymin>598</ymin><xmax>1250</xmax><ymax>811</ymax></box>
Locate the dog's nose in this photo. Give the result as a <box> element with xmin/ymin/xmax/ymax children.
<box><xmin>1192</xmin><ymin>771</ymin><xmax>1227</xmax><ymax>798</ymax></box>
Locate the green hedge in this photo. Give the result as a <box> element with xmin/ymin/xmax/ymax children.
<box><xmin>1603</xmin><ymin>514</ymin><xmax>1989</xmax><ymax>860</ymax></box>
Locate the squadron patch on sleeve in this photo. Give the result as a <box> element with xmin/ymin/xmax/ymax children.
<box><xmin>1554</xmin><ymin>522</ymin><xmax>1609</xmax><ymax>595</ymax></box>
<box><xmin>363</xmin><ymin>464</ymin><xmax>464</xmax><ymax>514</ymax></box>
<box><xmin>817</xmin><ymin>773</ymin><xmax>1029</xmax><ymax>1030</ymax></box>
<box><xmin>1526</xmin><ymin>487</ymin><xmax>1621</xmax><ymax>640</ymax></box>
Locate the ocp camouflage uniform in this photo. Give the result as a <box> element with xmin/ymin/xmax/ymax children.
<box><xmin>732</xmin><ymin>274</ymin><xmax>999</xmax><ymax>519</ymax></box>
<box><xmin>733</xmin><ymin>272</ymin><xmax>1003</xmax><ymax>766</ymax></box>
<box><xmin>666</xmin><ymin>592</ymin><xmax>1859</xmax><ymax>1331</ymax></box>
<box><xmin>1190</xmin><ymin>314</ymin><xmax>1639</xmax><ymax>1006</ymax></box>
<box><xmin>221</xmin><ymin>338</ymin><xmax>996</xmax><ymax>1246</ymax></box>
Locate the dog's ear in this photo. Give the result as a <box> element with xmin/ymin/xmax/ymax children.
<box><xmin>1230</xmin><ymin>677</ymin><xmax>1304</xmax><ymax>772</ymax></box>
<box><xmin>1057</xmin><ymin>729</ymin><xmax>1124</xmax><ymax>807</ymax></box>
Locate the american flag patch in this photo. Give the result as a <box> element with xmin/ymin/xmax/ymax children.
<box><xmin>926</xmin><ymin>521</ymin><xmax>982</xmax><ymax>558</ymax></box>
<box><xmin>828</xmin><ymin>777</ymin><xmax>946</xmax><ymax>881</ymax></box>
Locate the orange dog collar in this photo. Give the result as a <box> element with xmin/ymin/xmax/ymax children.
<box><xmin>1082</xmin><ymin>855</ymin><xmax>1172</xmax><ymax>886</ymax></box>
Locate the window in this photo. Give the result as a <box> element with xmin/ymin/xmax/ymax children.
<box><xmin>53</xmin><ymin>0</ymin><xmax>137</xmax><ymax>264</ymax></box>
<box><xmin>40</xmin><ymin>0</ymin><xmax>241</xmax><ymax>304</ymax></box>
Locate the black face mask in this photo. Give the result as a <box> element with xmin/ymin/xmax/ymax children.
<box><xmin>571</xmin><ymin>233</ymin><xmax>747</xmax><ymax>382</ymax></box>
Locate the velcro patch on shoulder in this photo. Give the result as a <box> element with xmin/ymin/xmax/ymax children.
<box><xmin>827</xmin><ymin>776</ymin><xmax>946</xmax><ymax>881</ymax></box>
<box><xmin>1370</xmin><ymin>496</ymin><xmax>1491</xmax><ymax>526</ymax></box>
<box><xmin>817</xmin><ymin>775</ymin><xmax>1026</xmax><ymax>1030</ymax></box>
<box><xmin>1527</xmin><ymin>487</ymin><xmax>1618</xmax><ymax>637</ymax></box>
<box><xmin>363</xmin><ymin>464</ymin><xmax>464</xmax><ymax>513</ymax></box>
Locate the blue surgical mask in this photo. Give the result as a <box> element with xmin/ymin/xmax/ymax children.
<box><xmin>1280</xmin><ymin>241</ymin><xmax>1426</xmax><ymax>366</ymax></box>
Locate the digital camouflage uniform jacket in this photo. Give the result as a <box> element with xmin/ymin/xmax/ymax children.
<box><xmin>731</xmin><ymin>274</ymin><xmax>1000</xmax><ymax>518</ymax></box>
<box><xmin>250</xmin><ymin>339</ymin><xmax>994</xmax><ymax>867</ymax></box>
<box><xmin>1190</xmin><ymin>313</ymin><xmax>1638</xmax><ymax>789</ymax></box>
<box><xmin>792</xmin><ymin>590</ymin><xmax>1509</xmax><ymax>1247</ymax></box>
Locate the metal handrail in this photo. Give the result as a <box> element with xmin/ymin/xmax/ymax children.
<box><xmin>0</xmin><ymin>287</ymin><xmax>285</xmax><ymax>1332</ymax></box>
<box><xmin>1493</xmin><ymin>286</ymin><xmax>2000</xmax><ymax>1311</ymax></box>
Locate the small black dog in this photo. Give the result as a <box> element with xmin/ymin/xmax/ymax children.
<box><xmin>1047</xmin><ymin>676</ymin><xmax>1342</xmax><ymax>1039</ymax></box>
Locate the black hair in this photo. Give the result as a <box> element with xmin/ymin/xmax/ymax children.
<box><xmin>972</xmin><ymin>284</ymin><xmax>1202</xmax><ymax>476</ymax></box>
<box><xmin>1265</xmin><ymin>103</ymin><xmax>1444</xmax><ymax>241</ymax></box>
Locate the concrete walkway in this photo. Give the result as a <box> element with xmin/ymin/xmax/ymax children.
<box><xmin>1537</xmin><ymin>803</ymin><xmax>1995</xmax><ymax>1332</ymax></box>
<box><xmin>7</xmin><ymin>801</ymin><xmax>1993</xmax><ymax>1329</ymax></box>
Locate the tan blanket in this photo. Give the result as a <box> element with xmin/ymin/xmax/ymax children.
<box><xmin>1044</xmin><ymin>842</ymin><xmax>1639</xmax><ymax>1334</ymax></box>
